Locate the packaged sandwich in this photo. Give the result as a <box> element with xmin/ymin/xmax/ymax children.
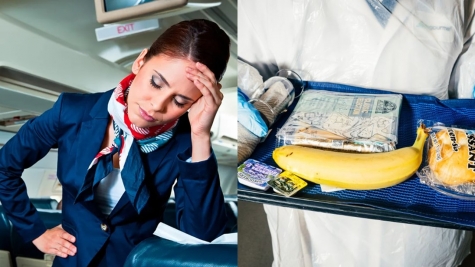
<box><xmin>275</xmin><ymin>90</ymin><xmax>402</xmax><ymax>153</ymax></box>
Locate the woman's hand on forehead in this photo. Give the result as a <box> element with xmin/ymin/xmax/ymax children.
<box><xmin>185</xmin><ymin>62</ymin><xmax>224</xmax><ymax>137</ymax></box>
<box><xmin>186</xmin><ymin>63</ymin><xmax>218</xmax><ymax>86</ymax></box>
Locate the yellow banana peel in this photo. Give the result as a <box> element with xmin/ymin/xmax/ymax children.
<box><xmin>272</xmin><ymin>125</ymin><xmax>429</xmax><ymax>190</ymax></box>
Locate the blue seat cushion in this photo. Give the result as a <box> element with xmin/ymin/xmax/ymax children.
<box><xmin>0</xmin><ymin>206</ymin><xmax>11</xmax><ymax>251</ymax></box>
<box><xmin>124</xmin><ymin>236</ymin><xmax>237</xmax><ymax>267</ymax></box>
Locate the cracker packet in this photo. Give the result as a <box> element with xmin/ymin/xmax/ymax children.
<box><xmin>237</xmin><ymin>159</ymin><xmax>282</xmax><ymax>190</ymax></box>
<box><xmin>267</xmin><ymin>171</ymin><xmax>308</xmax><ymax>197</ymax></box>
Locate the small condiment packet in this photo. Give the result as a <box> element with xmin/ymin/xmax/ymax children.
<box><xmin>237</xmin><ymin>159</ymin><xmax>282</xmax><ymax>190</ymax></box>
<box><xmin>267</xmin><ymin>171</ymin><xmax>308</xmax><ymax>197</ymax></box>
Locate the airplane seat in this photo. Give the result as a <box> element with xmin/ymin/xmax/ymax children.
<box><xmin>0</xmin><ymin>206</ymin><xmax>12</xmax><ymax>251</ymax></box>
<box><xmin>161</xmin><ymin>202</ymin><xmax>178</xmax><ymax>229</ymax></box>
<box><xmin>0</xmin><ymin>206</ymin><xmax>13</xmax><ymax>267</ymax></box>
<box><xmin>123</xmin><ymin>236</ymin><xmax>237</xmax><ymax>267</ymax></box>
<box><xmin>224</xmin><ymin>201</ymin><xmax>237</xmax><ymax>234</ymax></box>
<box><xmin>30</xmin><ymin>198</ymin><xmax>58</xmax><ymax>210</ymax></box>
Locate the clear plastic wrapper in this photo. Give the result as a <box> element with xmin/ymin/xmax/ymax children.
<box><xmin>417</xmin><ymin>122</ymin><xmax>475</xmax><ymax>200</ymax></box>
<box><xmin>238</xmin><ymin>69</ymin><xmax>302</xmax><ymax>164</ymax></box>
<box><xmin>275</xmin><ymin>90</ymin><xmax>402</xmax><ymax>153</ymax></box>
<box><xmin>249</xmin><ymin>69</ymin><xmax>301</xmax><ymax>128</ymax></box>
<box><xmin>237</xmin><ymin>59</ymin><xmax>265</xmax><ymax>99</ymax></box>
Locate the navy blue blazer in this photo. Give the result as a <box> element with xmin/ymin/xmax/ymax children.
<box><xmin>0</xmin><ymin>90</ymin><xmax>227</xmax><ymax>267</ymax></box>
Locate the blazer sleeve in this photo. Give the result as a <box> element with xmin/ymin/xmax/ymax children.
<box><xmin>173</xmin><ymin>148</ymin><xmax>227</xmax><ymax>242</ymax></box>
<box><xmin>0</xmin><ymin>93</ymin><xmax>64</xmax><ymax>243</ymax></box>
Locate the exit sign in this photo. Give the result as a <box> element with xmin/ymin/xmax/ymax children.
<box><xmin>95</xmin><ymin>19</ymin><xmax>160</xmax><ymax>42</ymax></box>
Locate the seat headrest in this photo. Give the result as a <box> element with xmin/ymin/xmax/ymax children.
<box><xmin>124</xmin><ymin>236</ymin><xmax>237</xmax><ymax>267</ymax></box>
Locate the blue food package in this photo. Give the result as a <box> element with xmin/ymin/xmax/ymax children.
<box><xmin>237</xmin><ymin>159</ymin><xmax>282</xmax><ymax>190</ymax></box>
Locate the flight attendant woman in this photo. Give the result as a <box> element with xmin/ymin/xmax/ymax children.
<box><xmin>0</xmin><ymin>19</ymin><xmax>230</xmax><ymax>267</ymax></box>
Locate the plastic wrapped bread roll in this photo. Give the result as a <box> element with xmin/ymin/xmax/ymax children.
<box><xmin>428</xmin><ymin>127</ymin><xmax>475</xmax><ymax>185</ymax></box>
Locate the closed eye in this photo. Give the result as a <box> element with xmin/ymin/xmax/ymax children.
<box><xmin>150</xmin><ymin>78</ymin><xmax>162</xmax><ymax>89</ymax></box>
<box><xmin>173</xmin><ymin>99</ymin><xmax>185</xmax><ymax>108</ymax></box>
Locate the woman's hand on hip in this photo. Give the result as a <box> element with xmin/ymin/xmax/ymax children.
<box><xmin>32</xmin><ymin>224</ymin><xmax>77</xmax><ymax>258</ymax></box>
<box><xmin>186</xmin><ymin>62</ymin><xmax>224</xmax><ymax>139</ymax></box>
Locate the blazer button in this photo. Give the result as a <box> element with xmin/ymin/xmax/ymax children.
<box><xmin>101</xmin><ymin>223</ymin><xmax>108</xmax><ymax>232</ymax></box>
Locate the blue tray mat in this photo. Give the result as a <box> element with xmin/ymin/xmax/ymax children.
<box><xmin>245</xmin><ymin>81</ymin><xmax>475</xmax><ymax>228</ymax></box>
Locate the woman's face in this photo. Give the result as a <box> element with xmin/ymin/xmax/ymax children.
<box><xmin>126</xmin><ymin>50</ymin><xmax>202</xmax><ymax>128</ymax></box>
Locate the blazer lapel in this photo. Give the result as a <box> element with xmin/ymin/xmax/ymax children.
<box><xmin>74</xmin><ymin>91</ymin><xmax>111</xmax><ymax>202</ymax></box>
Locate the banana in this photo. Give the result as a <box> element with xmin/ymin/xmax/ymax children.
<box><xmin>272</xmin><ymin>125</ymin><xmax>429</xmax><ymax>190</ymax></box>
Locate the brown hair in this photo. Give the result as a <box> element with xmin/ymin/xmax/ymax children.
<box><xmin>144</xmin><ymin>19</ymin><xmax>231</xmax><ymax>82</ymax></box>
